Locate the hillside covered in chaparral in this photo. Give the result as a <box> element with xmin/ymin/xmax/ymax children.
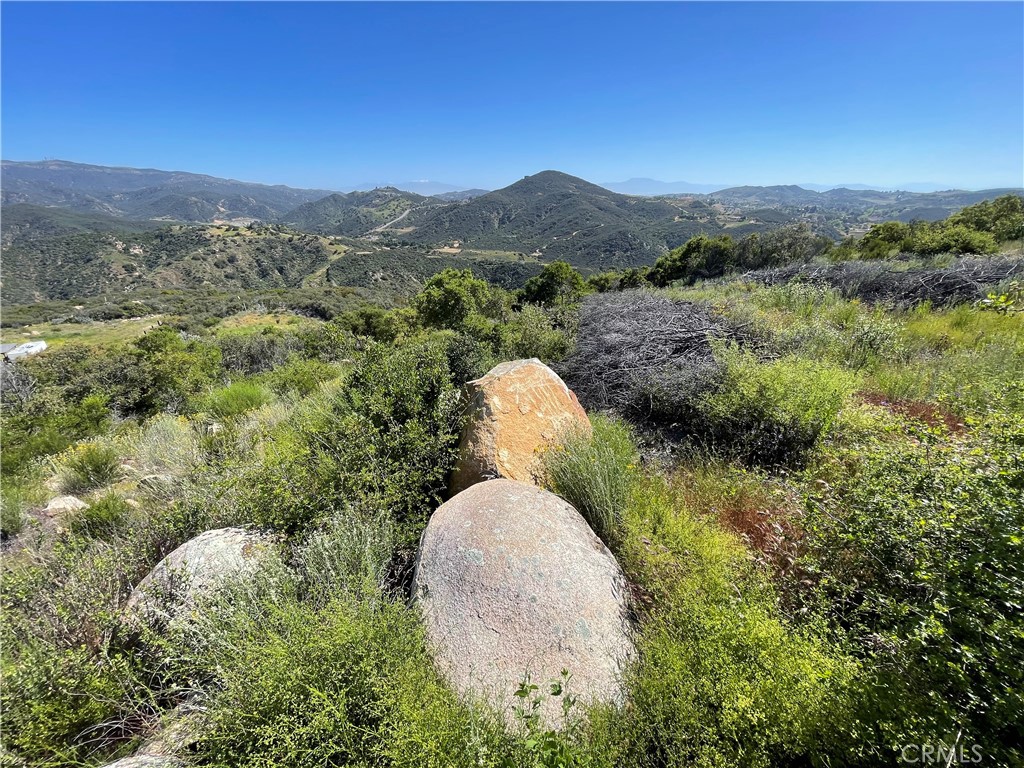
<box><xmin>2</xmin><ymin>172</ymin><xmax>1023</xmax><ymax>768</ymax></box>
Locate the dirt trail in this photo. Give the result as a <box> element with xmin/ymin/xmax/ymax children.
<box><xmin>364</xmin><ymin>207</ymin><xmax>414</xmax><ymax>236</ymax></box>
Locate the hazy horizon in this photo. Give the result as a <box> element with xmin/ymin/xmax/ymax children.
<box><xmin>2</xmin><ymin>156</ymin><xmax>1015</xmax><ymax>196</ymax></box>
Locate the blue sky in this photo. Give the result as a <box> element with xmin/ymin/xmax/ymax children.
<box><xmin>2</xmin><ymin>2</ymin><xmax>1022</xmax><ymax>190</ymax></box>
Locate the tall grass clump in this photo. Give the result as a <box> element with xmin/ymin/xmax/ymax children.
<box><xmin>55</xmin><ymin>441</ymin><xmax>122</xmax><ymax>494</ymax></box>
<box><xmin>297</xmin><ymin>509</ymin><xmax>396</xmax><ymax>604</ymax></box>
<box><xmin>66</xmin><ymin>492</ymin><xmax>132</xmax><ymax>540</ymax></box>
<box><xmin>203</xmin><ymin>380</ymin><xmax>272</xmax><ymax>418</ymax></box>
<box><xmin>1</xmin><ymin>482</ymin><xmax>28</xmax><ymax>539</ymax></box>
<box><xmin>133</xmin><ymin>414</ymin><xmax>201</xmax><ymax>477</ymax></box>
<box><xmin>542</xmin><ymin>415</ymin><xmax>638</xmax><ymax>546</ymax></box>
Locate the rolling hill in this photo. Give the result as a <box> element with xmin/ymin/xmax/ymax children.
<box><xmin>0</xmin><ymin>218</ymin><xmax>542</xmax><ymax>306</ymax></box>
<box><xmin>0</xmin><ymin>204</ymin><xmax>161</xmax><ymax>248</ymax></box>
<box><xmin>1</xmin><ymin>159</ymin><xmax>337</xmax><ymax>223</ymax></box>
<box><xmin>396</xmin><ymin>170</ymin><xmax>735</xmax><ymax>269</ymax></box>
<box><xmin>279</xmin><ymin>188</ymin><xmax>445</xmax><ymax>237</ymax></box>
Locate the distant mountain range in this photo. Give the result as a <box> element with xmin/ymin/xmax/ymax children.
<box><xmin>2</xmin><ymin>160</ymin><xmax>1021</xmax><ymax>305</ymax></box>
<box><xmin>1</xmin><ymin>159</ymin><xmax>337</xmax><ymax>222</ymax></box>
<box><xmin>602</xmin><ymin>178</ymin><xmax>984</xmax><ymax>196</ymax></box>
<box><xmin>600</xmin><ymin>178</ymin><xmax>730</xmax><ymax>195</ymax></box>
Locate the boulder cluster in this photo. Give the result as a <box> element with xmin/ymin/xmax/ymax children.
<box><xmin>110</xmin><ymin>359</ymin><xmax>632</xmax><ymax>764</ymax></box>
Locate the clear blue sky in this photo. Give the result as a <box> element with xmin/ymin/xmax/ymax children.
<box><xmin>2</xmin><ymin>2</ymin><xmax>1022</xmax><ymax>190</ymax></box>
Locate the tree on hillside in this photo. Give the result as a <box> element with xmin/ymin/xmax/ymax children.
<box><xmin>412</xmin><ymin>268</ymin><xmax>507</xmax><ymax>334</ymax></box>
<box><xmin>948</xmin><ymin>194</ymin><xmax>1024</xmax><ymax>242</ymax></box>
<box><xmin>648</xmin><ymin>235</ymin><xmax>736</xmax><ymax>286</ymax></box>
<box><xmin>520</xmin><ymin>261</ymin><xmax>589</xmax><ymax>307</ymax></box>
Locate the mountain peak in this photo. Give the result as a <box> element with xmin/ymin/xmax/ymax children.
<box><xmin>507</xmin><ymin>170</ymin><xmax>614</xmax><ymax>196</ymax></box>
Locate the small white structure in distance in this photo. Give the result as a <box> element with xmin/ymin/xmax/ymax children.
<box><xmin>1</xmin><ymin>340</ymin><xmax>48</xmax><ymax>362</ymax></box>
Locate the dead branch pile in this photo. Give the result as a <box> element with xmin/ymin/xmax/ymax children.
<box><xmin>556</xmin><ymin>291</ymin><xmax>728</xmax><ymax>420</ymax></box>
<box><xmin>741</xmin><ymin>256</ymin><xmax>1022</xmax><ymax>307</ymax></box>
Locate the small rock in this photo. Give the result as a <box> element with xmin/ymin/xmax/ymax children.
<box><xmin>97</xmin><ymin>757</ymin><xmax>183</xmax><ymax>768</ymax></box>
<box><xmin>413</xmin><ymin>479</ymin><xmax>634</xmax><ymax>728</ymax></box>
<box><xmin>44</xmin><ymin>496</ymin><xmax>88</xmax><ymax>516</ymax></box>
<box><xmin>449</xmin><ymin>359</ymin><xmax>590</xmax><ymax>495</ymax></box>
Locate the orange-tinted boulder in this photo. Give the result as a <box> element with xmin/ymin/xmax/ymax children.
<box><xmin>449</xmin><ymin>359</ymin><xmax>590</xmax><ymax>495</ymax></box>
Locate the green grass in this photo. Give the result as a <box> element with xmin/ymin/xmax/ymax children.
<box><xmin>542</xmin><ymin>415</ymin><xmax>638</xmax><ymax>546</ymax></box>
<box><xmin>66</xmin><ymin>492</ymin><xmax>132</xmax><ymax>540</ymax></box>
<box><xmin>54</xmin><ymin>441</ymin><xmax>123</xmax><ymax>494</ymax></box>
<box><xmin>1</xmin><ymin>485</ymin><xmax>27</xmax><ymax>539</ymax></box>
<box><xmin>203</xmin><ymin>381</ymin><xmax>273</xmax><ymax>419</ymax></box>
<box><xmin>0</xmin><ymin>316</ymin><xmax>163</xmax><ymax>348</ymax></box>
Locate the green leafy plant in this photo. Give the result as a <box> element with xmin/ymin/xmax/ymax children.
<box><xmin>507</xmin><ymin>670</ymin><xmax>591</xmax><ymax>768</ymax></box>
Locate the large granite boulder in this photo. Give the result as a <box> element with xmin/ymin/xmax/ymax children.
<box><xmin>125</xmin><ymin>527</ymin><xmax>276</xmax><ymax>628</ymax></box>
<box><xmin>449</xmin><ymin>359</ymin><xmax>590</xmax><ymax>495</ymax></box>
<box><xmin>413</xmin><ymin>479</ymin><xmax>634</xmax><ymax>728</ymax></box>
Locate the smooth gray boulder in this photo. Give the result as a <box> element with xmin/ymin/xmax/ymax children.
<box><xmin>125</xmin><ymin>527</ymin><xmax>275</xmax><ymax>627</ymax></box>
<box><xmin>413</xmin><ymin>479</ymin><xmax>634</xmax><ymax>728</ymax></box>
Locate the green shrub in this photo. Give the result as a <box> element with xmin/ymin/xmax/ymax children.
<box><xmin>412</xmin><ymin>268</ymin><xmax>508</xmax><ymax>337</ymax></box>
<box><xmin>0</xmin><ymin>513</ymin><xmax>202</xmax><ymax>765</ymax></box>
<box><xmin>696</xmin><ymin>345</ymin><xmax>858</xmax><ymax>465</ymax></box>
<box><xmin>237</xmin><ymin>340</ymin><xmax>461</xmax><ymax>535</ymax></box>
<box><xmin>910</xmin><ymin>223</ymin><xmax>998</xmax><ymax>256</ymax></box>
<box><xmin>948</xmin><ymin>193</ymin><xmax>1024</xmax><ymax>242</ymax></box>
<box><xmin>262</xmin><ymin>357</ymin><xmax>340</xmax><ymax>395</ymax></box>
<box><xmin>797</xmin><ymin>412</ymin><xmax>1024</xmax><ymax>764</ymax></box>
<box><xmin>443</xmin><ymin>330</ymin><xmax>496</xmax><ymax>386</ymax></box>
<box><xmin>494</xmin><ymin>304</ymin><xmax>571</xmax><ymax>362</ymax></box>
<box><xmin>734</xmin><ymin>223</ymin><xmax>833</xmax><ymax>270</ymax></box>
<box><xmin>67</xmin><ymin>493</ymin><xmax>132</xmax><ymax>539</ymax></box>
<box><xmin>0</xmin><ymin>639</ymin><xmax>145</xmax><ymax>765</ymax></box>
<box><xmin>56</xmin><ymin>441</ymin><xmax>122</xmax><ymax>494</ymax></box>
<box><xmin>520</xmin><ymin>260</ymin><xmax>589</xmax><ymax>307</ymax></box>
<box><xmin>185</xmin><ymin>595</ymin><xmax>513</xmax><ymax>768</ymax></box>
<box><xmin>859</xmin><ymin>221</ymin><xmax>911</xmax><ymax>259</ymax></box>
<box><xmin>609</xmin><ymin>474</ymin><xmax>858</xmax><ymax>768</ymax></box>
<box><xmin>203</xmin><ymin>380</ymin><xmax>272</xmax><ymax>418</ymax></box>
<box><xmin>128</xmin><ymin>327</ymin><xmax>223</xmax><ymax>415</ymax></box>
<box><xmin>649</xmin><ymin>235</ymin><xmax>737</xmax><ymax>286</ymax></box>
<box><xmin>542</xmin><ymin>415</ymin><xmax>638</xmax><ymax>546</ymax></box>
